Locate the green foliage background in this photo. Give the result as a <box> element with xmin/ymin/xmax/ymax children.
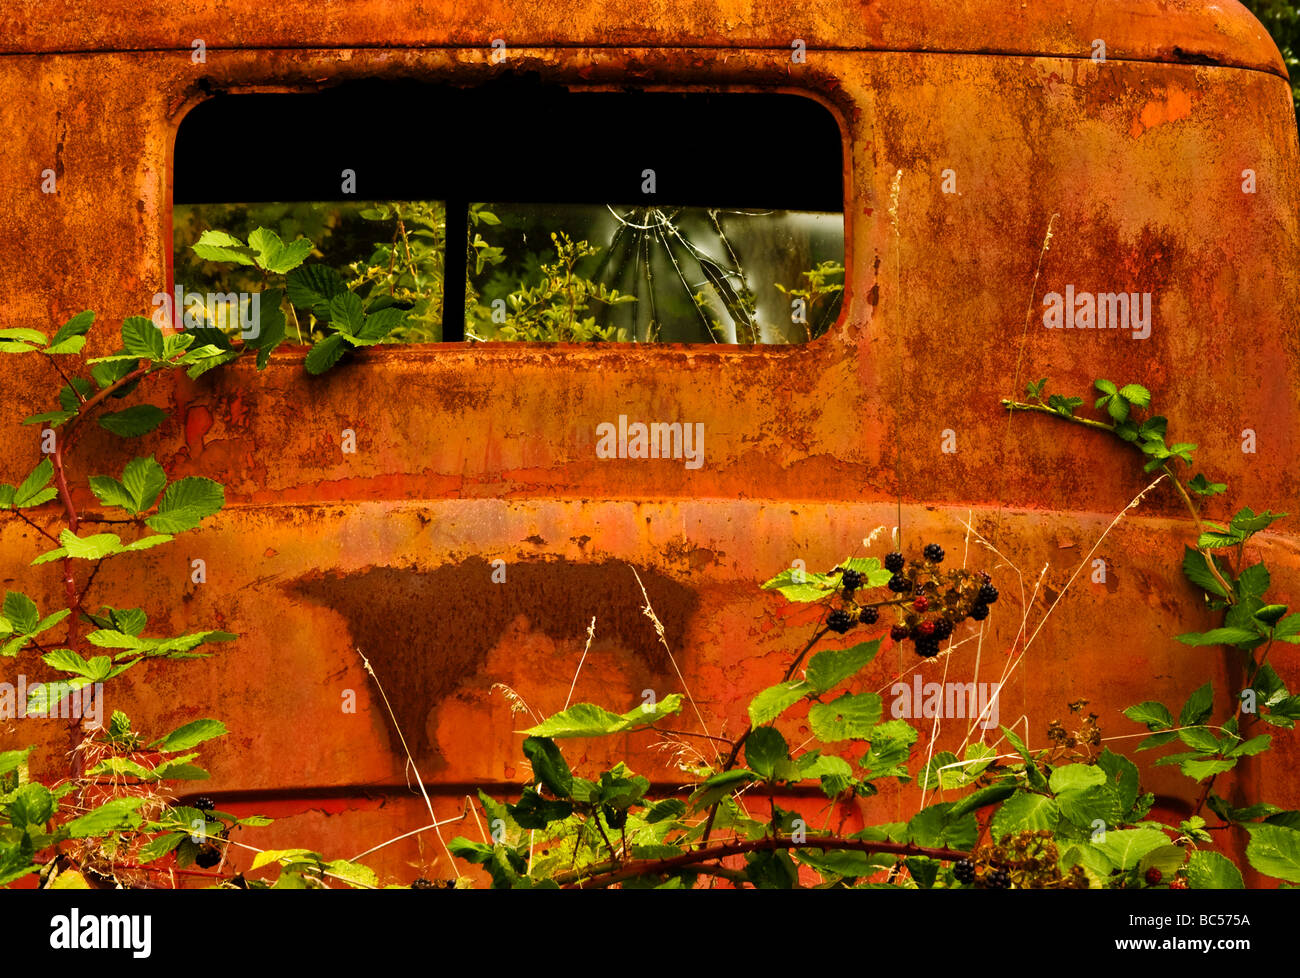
<box><xmin>1241</xmin><ymin>0</ymin><xmax>1300</xmax><ymax>114</ymax></box>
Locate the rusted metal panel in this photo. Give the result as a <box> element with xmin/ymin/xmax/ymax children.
<box><xmin>0</xmin><ymin>0</ymin><xmax>1286</xmax><ymax>77</ymax></box>
<box><xmin>0</xmin><ymin>14</ymin><xmax>1297</xmax><ymax>885</ymax></box>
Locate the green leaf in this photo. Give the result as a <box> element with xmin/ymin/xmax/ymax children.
<box><xmin>13</xmin><ymin>459</ymin><xmax>54</xmax><ymax>507</ymax></box>
<box><xmin>1124</xmin><ymin>701</ymin><xmax>1173</xmax><ymax>731</ymax></box>
<box><xmin>121</xmin><ymin>316</ymin><xmax>164</xmax><ymax>361</ymax></box>
<box><xmin>947</xmin><ymin>782</ymin><xmax>1017</xmax><ymax>818</ymax></box>
<box><xmin>907</xmin><ymin>802</ymin><xmax>977</xmax><ymax>850</ymax></box>
<box><xmin>1179</xmin><ymin>682</ymin><xmax>1214</xmax><ymax>726</ymax></box>
<box><xmin>1118</xmin><ymin>383</ymin><xmax>1151</xmax><ymax>408</ymax></box>
<box><xmin>3</xmin><ymin>592</ymin><xmax>39</xmax><ymax>635</ymax></box>
<box><xmin>248</xmin><ymin>227</ymin><xmax>313</xmax><ymax>274</ymax></box>
<box><xmin>304</xmin><ymin>333</ymin><xmax>347</xmax><ymax>375</ymax></box>
<box><xmin>121</xmin><ymin>456</ymin><xmax>167</xmax><ymax>513</ymax></box>
<box><xmin>58</xmin><ymin>529</ymin><xmax>121</xmax><ymax>560</ymax></box>
<box><xmin>21</xmin><ymin>410</ymin><xmax>76</xmax><ymax>427</ymax></box>
<box><xmin>1181</xmin><ymin>547</ymin><xmax>1228</xmax><ymax>598</ymax></box>
<box><xmin>1175</xmin><ymin>627</ymin><xmax>1260</xmax><ymax>647</ymax></box>
<box><xmin>4</xmin><ymin>783</ymin><xmax>55</xmax><ymax>827</ymax></box>
<box><xmin>192</xmin><ymin>229</ymin><xmax>257</xmax><ymax>265</ymax></box>
<box><xmin>1187</xmin><ymin>850</ymin><xmax>1244</xmax><ymax>889</ymax></box>
<box><xmin>1056</xmin><ymin>784</ymin><xmax>1124</xmax><ymax>830</ymax></box>
<box><xmin>521</xmin><ymin>737</ymin><xmax>572</xmax><ymax>798</ymax></box>
<box><xmin>98</xmin><ymin>404</ymin><xmax>166</xmax><ymax>438</ymax></box>
<box><xmin>805</xmin><ymin>639</ymin><xmax>881</xmax><ymax>694</ymax></box>
<box><xmin>1095</xmin><ymin>828</ymin><xmax>1171</xmax><ymax>871</ymax></box>
<box><xmin>1245</xmin><ymin>823</ymin><xmax>1300</xmax><ymax>882</ymax></box>
<box><xmin>519</xmin><ymin>694</ymin><xmax>682</xmax><ymax>739</ymax></box>
<box><xmin>0</xmin><ymin>745</ymin><xmax>34</xmax><ymax>777</ymax></box>
<box><xmin>989</xmin><ymin>791</ymin><xmax>1059</xmax><ymax>838</ymax></box>
<box><xmin>49</xmin><ymin>310</ymin><xmax>94</xmax><ymax>352</ymax></box>
<box><xmin>328</xmin><ymin>293</ymin><xmax>365</xmax><ymax>335</ymax></box>
<box><xmin>286</xmin><ymin>264</ymin><xmax>346</xmax><ymax>317</ymax></box>
<box><xmin>808</xmin><ymin>692</ymin><xmax>883</xmax><ymax>742</ymax></box>
<box><xmin>145</xmin><ymin>477</ymin><xmax>224</xmax><ymax>533</ymax></box>
<box><xmin>152</xmin><ymin>718</ymin><xmax>227</xmax><ymax>752</ymax></box>
<box><xmin>1049</xmin><ymin>764</ymin><xmax>1107</xmax><ymax>793</ymax></box>
<box><xmin>323</xmin><ymin>858</ymin><xmax>377</xmax><ymax>889</ymax></box>
<box><xmin>759</xmin><ymin>567</ymin><xmax>836</xmax><ymax>602</ymax></box>
<box><xmin>1230</xmin><ymin>507</ymin><xmax>1286</xmax><ymax>536</ymax></box>
<box><xmin>88</xmin><ymin>476</ymin><xmax>135</xmax><ymax>512</ymax></box>
<box><xmin>689</xmin><ymin>770</ymin><xmax>756</xmax><ymax>810</ymax></box>
<box><xmin>65</xmin><ymin>797</ymin><xmax>144</xmax><ymax>837</ymax></box>
<box><xmin>1188</xmin><ymin>473</ymin><xmax>1227</xmax><ymax>497</ymax></box>
<box><xmin>744</xmin><ymin>726</ymin><xmax>789</xmax><ymax>780</ymax></box>
<box><xmin>747</xmin><ymin>680</ymin><xmax>811</xmax><ymax>726</ymax></box>
<box><xmin>1180</xmin><ymin>757</ymin><xmax>1237</xmax><ymax>781</ymax></box>
<box><xmin>0</xmin><ymin>327</ymin><xmax>49</xmax><ymax>347</ymax></box>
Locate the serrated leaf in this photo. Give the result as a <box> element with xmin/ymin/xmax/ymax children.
<box><xmin>1179</xmin><ymin>682</ymin><xmax>1214</xmax><ymax>726</ymax></box>
<box><xmin>808</xmin><ymin>692</ymin><xmax>883</xmax><ymax>742</ymax></box>
<box><xmin>304</xmin><ymin>333</ymin><xmax>347</xmax><ymax>375</ymax></box>
<box><xmin>65</xmin><ymin>797</ymin><xmax>144</xmax><ymax>837</ymax></box>
<box><xmin>13</xmin><ymin>459</ymin><xmax>54</xmax><ymax>507</ymax></box>
<box><xmin>989</xmin><ymin>791</ymin><xmax>1059</xmax><ymax>839</ymax></box>
<box><xmin>521</xmin><ymin>737</ymin><xmax>572</xmax><ymax>798</ymax></box>
<box><xmin>152</xmin><ymin>718</ymin><xmax>227</xmax><ymax>752</ymax></box>
<box><xmin>1095</xmin><ymin>828</ymin><xmax>1171</xmax><ymax>871</ymax></box>
<box><xmin>805</xmin><ymin>639</ymin><xmax>881</xmax><ymax>694</ymax></box>
<box><xmin>192</xmin><ymin>229</ymin><xmax>256</xmax><ymax>266</ymax></box>
<box><xmin>121</xmin><ymin>316</ymin><xmax>164</xmax><ymax>361</ymax></box>
<box><xmin>1246</xmin><ymin>823</ymin><xmax>1300</xmax><ymax>882</ymax></box>
<box><xmin>1181</xmin><ymin>547</ymin><xmax>1228</xmax><ymax>598</ymax></box>
<box><xmin>144</xmin><ymin>477</ymin><xmax>224</xmax><ymax>533</ymax></box>
<box><xmin>1187</xmin><ymin>850</ymin><xmax>1244</xmax><ymax>889</ymax></box>
<box><xmin>98</xmin><ymin>404</ymin><xmax>166</xmax><ymax>438</ymax></box>
<box><xmin>519</xmin><ymin>694</ymin><xmax>682</xmax><ymax>738</ymax></box>
<box><xmin>744</xmin><ymin>726</ymin><xmax>789</xmax><ymax>780</ymax></box>
<box><xmin>747</xmin><ymin>680</ymin><xmax>811</xmax><ymax>726</ymax></box>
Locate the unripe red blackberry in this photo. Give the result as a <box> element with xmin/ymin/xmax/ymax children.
<box><xmin>1145</xmin><ymin>867</ymin><xmax>1163</xmax><ymax>886</ymax></box>
<box><xmin>917</xmin><ymin>620</ymin><xmax>936</xmax><ymax>636</ymax></box>
<box><xmin>912</xmin><ymin>595</ymin><xmax>929</xmax><ymax>612</ymax></box>
<box><xmin>884</xmin><ymin>552</ymin><xmax>905</xmax><ymax>573</ymax></box>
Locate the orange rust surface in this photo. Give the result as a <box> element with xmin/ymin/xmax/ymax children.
<box><xmin>0</xmin><ymin>3</ymin><xmax>1298</xmax><ymax>885</ymax></box>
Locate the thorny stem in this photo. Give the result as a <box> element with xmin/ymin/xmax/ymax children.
<box><xmin>558</xmin><ymin>836</ymin><xmax>969</xmax><ymax>889</ymax></box>
<box><xmin>1002</xmin><ymin>398</ymin><xmax>1235</xmax><ymax>601</ymax></box>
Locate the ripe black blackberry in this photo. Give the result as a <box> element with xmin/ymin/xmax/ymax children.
<box><xmin>933</xmin><ymin>617</ymin><xmax>953</xmax><ymax>640</ymax></box>
<box><xmin>884</xmin><ymin>552</ymin><xmax>905</xmax><ymax>573</ymax></box>
<box><xmin>411</xmin><ymin>877</ymin><xmax>437</xmax><ymax>890</ymax></box>
<box><xmin>983</xmin><ymin>867</ymin><xmax>1011</xmax><ymax>889</ymax></box>
<box><xmin>827</xmin><ymin>609</ymin><xmax>856</xmax><ymax>634</ymax></box>
<box><xmin>970</xmin><ymin>602</ymin><xmax>990</xmax><ymax>622</ymax></box>
<box><xmin>840</xmin><ymin>568</ymin><xmax>863</xmax><ymax>592</ymax></box>
<box><xmin>978</xmin><ymin>583</ymin><xmax>999</xmax><ymax>605</ymax></box>
<box><xmin>887</xmin><ymin>573</ymin><xmax>913</xmax><ymax>594</ymax></box>
<box><xmin>915</xmin><ymin>635</ymin><xmax>941</xmax><ymax>658</ymax></box>
<box><xmin>923</xmin><ymin>543</ymin><xmax>945</xmax><ymax>563</ymax></box>
<box><xmin>193</xmin><ymin>796</ymin><xmax>215</xmax><ymax>812</ymax></box>
<box><xmin>194</xmin><ymin>844</ymin><xmax>222</xmax><ymax>869</ymax></box>
<box><xmin>890</xmin><ymin>623</ymin><xmax>909</xmax><ymax>642</ymax></box>
<box><xmin>953</xmin><ymin>859</ymin><xmax>976</xmax><ymax>884</ymax></box>
<box><xmin>859</xmin><ymin>605</ymin><xmax>879</xmax><ymax>625</ymax></box>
